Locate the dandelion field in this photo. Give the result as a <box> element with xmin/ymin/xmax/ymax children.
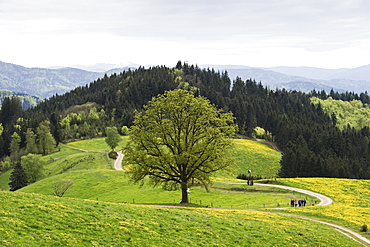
<box><xmin>0</xmin><ymin>191</ymin><xmax>360</xmax><ymax>246</ymax></box>
<box><xmin>1</xmin><ymin>137</ymin><xmax>369</xmax><ymax>245</ymax></box>
<box><xmin>275</xmin><ymin>178</ymin><xmax>370</xmax><ymax>234</ymax></box>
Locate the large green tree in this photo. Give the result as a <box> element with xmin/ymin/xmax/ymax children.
<box><xmin>125</xmin><ymin>89</ymin><xmax>236</xmax><ymax>204</ymax></box>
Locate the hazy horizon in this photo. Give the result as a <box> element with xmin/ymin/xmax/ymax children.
<box><xmin>1</xmin><ymin>0</ymin><xmax>370</xmax><ymax>69</ymax></box>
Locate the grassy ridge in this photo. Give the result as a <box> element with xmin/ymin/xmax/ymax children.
<box><xmin>0</xmin><ymin>191</ymin><xmax>359</xmax><ymax>246</ymax></box>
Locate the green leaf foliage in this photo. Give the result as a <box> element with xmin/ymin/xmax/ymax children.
<box><xmin>125</xmin><ymin>89</ymin><xmax>236</xmax><ymax>203</ymax></box>
<box><xmin>105</xmin><ymin>126</ymin><xmax>121</xmax><ymax>151</ymax></box>
<box><xmin>8</xmin><ymin>162</ymin><xmax>28</xmax><ymax>191</ymax></box>
<box><xmin>311</xmin><ymin>96</ymin><xmax>370</xmax><ymax>130</ymax></box>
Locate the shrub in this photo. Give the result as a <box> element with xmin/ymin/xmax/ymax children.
<box><xmin>108</xmin><ymin>151</ymin><xmax>118</xmax><ymax>160</ymax></box>
<box><xmin>53</xmin><ymin>179</ymin><xmax>74</xmax><ymax>197</ymax></box>
<box><xmin>360</xmin><ymin>224</ymin><xmax>368</xmax><ymax>232</ymax></box>
<box><xmin>236</xmin><ymin>174</ymin><xmax>262</xmax><ymax>180</ymax></box>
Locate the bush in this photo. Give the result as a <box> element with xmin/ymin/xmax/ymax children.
<box><xmin>108</xmin><ymin>151</ymin><xmax>118</xmax><ymax>160</ymax></box>
<box><xmin>53</xmin><ymin>179</ymin><xmax>74</xmax><ymax>197</ymax></box>
<box><xmin>360</xmin><ymin>224</ymin><xmax>368</xmax><ymax>232</ymax></box>
<box><xmin>236</xmin><ymin>174</ymin><xmax>262</xmax><ymax>180</ymax></box>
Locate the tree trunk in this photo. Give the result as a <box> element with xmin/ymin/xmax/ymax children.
<box><xmin>180</xmin><ymin>184</ymin><xmax>189</xmax><ymax>204</ymax></box>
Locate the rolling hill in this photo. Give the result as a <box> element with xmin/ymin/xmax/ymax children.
<box><xmin>0</xmin><ymin>61</ymin><xmax>132</xmax><ymax>98</ymax></box>
<box><xmin>0</xmin><ymin>137</ymin><xmax>368</xmax><ymax>246</ymax></box>
<box><xmin>0</xmin><ymin>89</ymin><xmax>43</xmax><ymax>109</ymax></box>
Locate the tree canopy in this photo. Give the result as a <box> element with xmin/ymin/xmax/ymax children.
<box><xmin>125</xmin><ymin>89</ymin><xmax>236</xmax><ymax>203</ymax></box>
<box><xmin>105</xmin><ymin>126</ymin><xmax>121</xmax><ymax>151</ymax></box>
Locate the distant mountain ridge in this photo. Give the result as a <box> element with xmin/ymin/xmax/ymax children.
<box><xmin>1</xmin><ymin>61</ymin><xmax>370</xmax><ymax>100</ymax></box>
<box><xmin>0</xmin><ymin>61</ymin><xmax>132</xmax><ymax>98</ymax></box>
<box><xmin>204</xmin><ymin>65</ymin><xmax>370</xmax><ymax>93</ymax></box>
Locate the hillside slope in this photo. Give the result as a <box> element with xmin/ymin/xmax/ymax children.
<box><xmin>0</xmin><ymin>190</ymin><xmax>358</xmax><ymax>246</ymax></box>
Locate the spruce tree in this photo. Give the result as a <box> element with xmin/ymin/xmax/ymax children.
<box><xmin>9</xmin><ymin>162</ymin><xmax>28</xmax><ymax>191</ymax></box>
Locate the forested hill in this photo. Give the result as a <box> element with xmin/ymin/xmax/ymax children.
<box><xmin>0</xmin><ymin>90</ymin><xmax>43</xmax><ymax>110</ymax></box>
<box><xmin>4</xmin><ymin>62</ymin><xmax>370</xmax><ymax>179</ymax></box>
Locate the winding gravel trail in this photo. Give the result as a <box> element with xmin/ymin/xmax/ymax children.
<box><xmin>254</xmin><ymin>183</ymin><xmax>333</xmax><ymax>206</ymax></box>
<box><xmin>114</xmin><ymin>150</ymin><xmax>124</xmax><ymax>170</ymax></box>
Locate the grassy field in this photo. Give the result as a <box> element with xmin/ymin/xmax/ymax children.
<box><xmin>219</xmin><ymin>139</ymin><xmax>281</xmax><ymax>179</ymax></box>
<box><xmin>20</xmin><ymin>170</ymin><xmax>315</xmax><ymax>209</ymax></box>
<box><xmin>65</xmin><ymin>137</ymin><xmax>128</xmax><ymax>152</ymax></box>
<box><xmin>275</xmin><ymin>178</ymin><xmax>370</xmax><ymax>236</ymax></box>
<box><xmin>0</xmin><ymin>170</ymin><xmax>11</xmax><ymax>191</ymax></box>
<box><xmin>1</xmin><ymin>137</ymin><xmax>281</xmax><ymax>191</ymax></box>
<box><xmin>1</xmin><ymin>137</ymin><xmax>369</xmax><ymax>245</ymax></box>
<box><xmin>0</xmin><ymin>190</ymin><xmax>361</xmax><ymax>246</ymax></box>
<box><xmin>16</xmin><ymin>137</ymin><xmax>288</xmax><ymax>209</ymax></box>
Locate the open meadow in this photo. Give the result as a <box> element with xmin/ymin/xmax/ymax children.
<box><xmin>18</xmin><ymin>137</ymin><xmax>291</xmax><ymax>209</ymax></box>
<box><xmin>274</xmin><ymin>178</ymin><xmax>370</xmax><ymax>234</ymax></box>
<box><xmin>1</xmin><ymin>137</ymin><xmax>369</xmax><ymax>246</ymax></box>
<box><xmin>0</xmin><ymin>190</ymin><xmax>361</xmax><ymax>246</ymax></box>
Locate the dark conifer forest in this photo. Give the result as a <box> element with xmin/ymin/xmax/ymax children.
<box><xmin>1</xmin><ymin>61</ymin><xmax>370</xmax><ymax>179</ymax></box>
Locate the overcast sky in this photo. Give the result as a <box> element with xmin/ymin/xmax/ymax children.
<box><xmin>1</xmin><ymin>0</ymin><xmax>370</xmax><ymax>69</ymax></box>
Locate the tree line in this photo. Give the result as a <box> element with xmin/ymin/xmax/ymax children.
<box><xmin>1</xmin><ymin>61</ymin><xmax>370</xmax><ymax>180</ymax></box>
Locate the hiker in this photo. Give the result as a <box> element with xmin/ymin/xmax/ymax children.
<box><xmin>290</xmin><ymin>199</ymin><xmax>295</xmax><ymax>207</ymax></box>
<box><xmin>303</xmin><ymin>199</ymin><xmax>306</xmax><ymax>206</ymax></box>
<box><xmin>298</xmin><ymin>200</ymin><xmax>302</xmax><ymax>207</ymax></box>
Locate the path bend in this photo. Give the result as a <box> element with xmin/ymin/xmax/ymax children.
<box><xmin>114</xmin><ymin>150</ymin><xmax>124</xmax><ymax>170</ymax></box>
<box><xmin>254</xmin><ymin>183</ymin><xmax>333</xmax><ymax>206</ymax></box>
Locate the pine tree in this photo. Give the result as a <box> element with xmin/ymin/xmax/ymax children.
<box><xmin>9</xmin><ymin>162</ymin><xmax>28</xmax><ymax>191</ymax></box>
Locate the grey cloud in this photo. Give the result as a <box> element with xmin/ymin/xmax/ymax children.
<box><xmin>1</xmin><ymin>0</ymin><xmax>370</xmax><ymax>50</ymax></box>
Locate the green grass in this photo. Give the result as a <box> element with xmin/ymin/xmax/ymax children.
<box><xmin>6</xmin><ymin>137</ymin><xmax>290</xmax><ymax>209</ymax></box>
<box><xmin>0</xmin><ymin>170</ymin><xmax>11</xmax><ymax>191</ymax></box>
<box><xmin>217</xmin><ymin>139</ymin><xmax>281</xmax><ymax>179</ymax></box>
<box><xmin>1</xmin><ymin>137</ymin><xmax>369</xmax><ymax>245</ymax></box>
<box><xmin>20</xmin><ymin>170</ymin><xmax>316</xmax><ymax>209</ymax></box>
<box><xmin>0</xmin><ymin>191</ymin><xmax>361</xmax><ymax>246</ymax></box>
<box><xmin>273</xmin><ymin>178</ymin><xmax>370</xmax><ymax>236</ymax></box>
<box><xmin>66</xmin><ymin>136</ymin><xmax>128</xmax><ymax>152</ymax></box>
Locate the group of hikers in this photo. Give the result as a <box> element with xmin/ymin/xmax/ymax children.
<box><xmin>290</xmin><ymin>199</ymin><xmax>307</xmax><ymax>207</ymax></box>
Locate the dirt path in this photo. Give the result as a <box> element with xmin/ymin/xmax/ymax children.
<box><xmin>224</xmin><ymin>182</ymin><xmax>333</xmax><ymax>206</ymax></box>
<box><xmin>267</xmin><ymin>212</ymin><xmax>370</xmax><ymax>246</ymax></box>
<box><xmin>255</xmin><ymin>183</ymin><xmax>333</xmax><ymax>206</ymax></box>
<box><xmin>255</xmin><ymin>139</ymin><xmax>281</xmax><ymax>152</ymax></box>
<box><xmin>114</xmin><ymin>150</ymin><xmax>124</xmax><ymax>171</ymax></box>
<box><xmin>141</xmin><ymin>182</ymin><xmax>369</xmax><ymax>246</ymax></box>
